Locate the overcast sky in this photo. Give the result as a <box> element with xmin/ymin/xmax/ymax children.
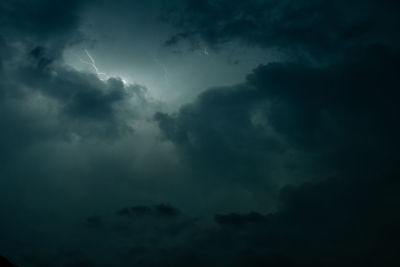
<box><xmin>1</xmin><ymin>0</ymin><xmax>400</xmax><ymax>266</ymax></box>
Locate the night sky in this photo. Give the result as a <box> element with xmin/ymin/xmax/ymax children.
<box><xmin>0</xmin><ymin>0</ymin><xmax>399</xmax><ymax>266</ymax></box>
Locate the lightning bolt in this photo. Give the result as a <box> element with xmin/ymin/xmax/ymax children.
<box><xmin>79</xmin><ymin>49</ymin><xmax>108</xmax><ymax>79</ymax></box>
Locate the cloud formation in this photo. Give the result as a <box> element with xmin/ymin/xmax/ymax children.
<box><xmin>1</xmin><ymin>0</ymin><xmax>399</xmax><ymax>266</ymax></box>
<box><xmin>164</xmin><ymin>1</ymin><xmax>400</xmax><ymax>67</ymax></box>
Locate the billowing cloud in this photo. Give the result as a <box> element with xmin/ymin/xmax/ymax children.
<box><xmin>165</xmin><ymin>0</ymin><xmax>400</xmax><ymax>59</ymax></box>
<box><xmin>156</xmin><ymin>45</ymin><xmax>400</xmax><ymax>190</ymax></box>
<box><xmin>1</xmin><ymin>0</ymin><xmax>399</xmax><ymax>266</ymax></box>
<box><xmin>215</xmin><ymin>212</ymin><xmax>265</xmax><ymax>228</ymax></box>
<box><xmin>115</xmin><ymin>204</ymin><xmax>180</xmax><ymax>218</ymax></box>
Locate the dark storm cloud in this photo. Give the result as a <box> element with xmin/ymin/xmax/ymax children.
<box><xmin>0</xmin><ymin>47</ymin><xmax>148</xmax><ymax>151</ymax></box>
<box><xmin>165</xmin><ymin>0</ymin><xmax>400</xmax><ymax>58</ymax></box>
<box><xmin>159</xmin><ymin>0</ymin><xmax>400</xmax><ymax>187</ymax></box>
<box><xmin>29</xmin><ymin>46</ymin><xmax>54</xmax><ymax>69</ymax></box>
<box><xmin>0</xmin><ymin>0</ymin><xmax>91</xmax><ymax>38</ymax></box>
<box><xmin>206</xmin><ymin>170</ymin><xmax>399</xmax><ymax>266</ymax></box>
<box><xmin>84</xmin><ymin>216</ymin><xmax>104</xmax><ymax>228</ymax></box>
<box><xmin>60</xmin><ymin>204</ymin><xmax>199</xmax><ymax>266</ymax></box>
<box><xmin>215</xmin><ymin>211</ymin><xmax>265</xmax><ymax>228</ymax></box>
<box><xmin>154</xmin><ymin>82</ymin><xmax>288</xmax><ymax>188</ymax></box>
<box><xmin>0</xmin><ymin>4</ymin><xmax>164</xmax><ymax>263</ymax></box>
<box><xmin>154</xmin><ymin>204</ymin><xmax>181</xmax><ymax>217</ymax></box>
<box><xmin>68</xmin><ymin>170</ymin><xmax>399</xmax><ymax>266</ymax></box>
<box><xmin>0</xmin><ymin>50</ymin><xmax>168</xmax><ymax>267</ymax></box>
<box><xmin>116</xmin><ymin>205</ymin><xmax>152</xmax><ymax>217</ymax></box>
<box><xmin>0</xmin><ymin>0</ymin><xmax>95</xmax><ymax>69</ymax></box>
<box><xmin>156</xmin><ymin>45</ymin><xmax>400</xmax><ymax>181</ymax></box>
<box><xmin>152</xmin><ymin>37</ymin><xmax>400</xmax><ymax>266</ymax></box>
<box><xmin>115</xmin><ymin>204</ymin><xmax>180</xmax><ymax>218</ymax></box>
<box><xmin>24</xmin><ymin>48</ymin><xmax>131</xmax><ymax>121</ymax></box>
<box><xmin>1</xmin><ymin>0</ymin><xmax>400</xmax><ymax>266</ymax></box>
<box><xmin>152</xmin><ymin>36</ymin><xmax>400</xmax><ymax>267</ymax></box>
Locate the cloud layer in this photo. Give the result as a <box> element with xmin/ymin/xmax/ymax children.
<box><xmin>1</xmin><ymin>0</ymin><xmax>400</xmax><ymax>266</ymax></box>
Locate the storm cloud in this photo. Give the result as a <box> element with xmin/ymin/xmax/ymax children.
<box><xmin>165</xmin><ymin>0</ymin><xmax>400</xmax><ymax>58</ymax></box>
<box><xmin>1</xmin><ymin>0</ymin><xmax>400</xmax><ymax>266</ymax></box>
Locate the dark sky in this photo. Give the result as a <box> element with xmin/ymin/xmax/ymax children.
<box><xmin>0</xmin><ymin>0</ymin><xmax>399</xmax><ymax>266</ymax></box>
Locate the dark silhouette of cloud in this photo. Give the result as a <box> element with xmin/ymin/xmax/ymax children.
<box><xmin>115</xmin><ymin>204</ymin><xmax>180</xmax><ymax>218</ymax></box>
<box><xmin>215</xmin><ymin>212</ymin><xmax>265</xmax><ymax>228</ymax></box>
<box><xmin>0</xmin><ymin>256</ymin><xmax>17</xmax><ymax>267</ymax></box>
<box><xmin>153</xmin><ymin>14</ymin><xmax>400</xmax><ymax>264</ymax></box>
<box><xmin>154</xmin><ymin>204</ymin><xmax>180</xmax><ymax>217</ymax></box>
<box><xmin>116</xmin><ymin>205</ymin><xmax>152</xmax><ymax>217</ymax></box>
<box><xmin>0</xmin><ymin>0</ymin><xmax>89</xmax><ymax>36</ymax></box>
<box><xmin>84</xmin><ymin>216</ymin><xmax>104</xmax><ymax>228</ymax></box>
<box><xmin>165</xmin><ymin>0</ymin><xmax>400</xmax><ymax>59</ymax></box>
